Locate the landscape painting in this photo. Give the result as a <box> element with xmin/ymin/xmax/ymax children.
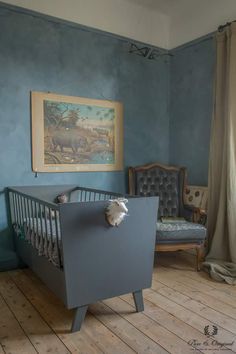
<box><xmin>31</xmin><ymin>92</ymin><xmax>123</xmax><ymax>172</ymax></box>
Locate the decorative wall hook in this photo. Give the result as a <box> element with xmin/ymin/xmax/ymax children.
<box><xmin>129</xmin><ymin>42</ymin><xmax>171</xmax><ymax>60</ymax></box>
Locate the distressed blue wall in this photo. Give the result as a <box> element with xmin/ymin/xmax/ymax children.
<box><xmin>0</xmin><ymin>5</ymin><xmax>170</xmax><ymax>269</ymax></box>
<box><xmin>169</xmin><ymin>38</ymin><xmax>215</xmax><ymax>185</ymax></box>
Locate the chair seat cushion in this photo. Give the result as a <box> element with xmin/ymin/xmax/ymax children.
<box><xmin>156</xmin><ymin>221</ymin><xmax>206</xmax><ymax>244</ymax></box>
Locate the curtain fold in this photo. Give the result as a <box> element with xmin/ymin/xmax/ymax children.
<box><xmin>203</xmin><ymin>23</ymin><xmax>236</xmax><ymax>285</ymax></box>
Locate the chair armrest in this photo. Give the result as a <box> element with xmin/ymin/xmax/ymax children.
<box><xmin>194</xmin><ymin>208</ymin><xmax>207</xmax><ymax>225</ymax></box>
<box><xmin>182</xmin><ymin>205</ymin><xmax>207</xmax><ymax>225</ymax></box>
<box><xmin>182</xmin><ymin>204</ymin><xmax>200</xmax><ymax>222</ymax></box>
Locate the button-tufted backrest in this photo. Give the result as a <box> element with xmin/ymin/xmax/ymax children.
<box><xmin>129</xmin><ymin>164</ymin><xmax>186</xmax><ymax>218</ymax></box>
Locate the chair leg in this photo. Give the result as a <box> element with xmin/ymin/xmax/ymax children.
<box><xmin>132</xmin><ymin>290</ymin><xmax>144</xmax><ymax>312</ymax></box>
<box><xmin>196</xmin><ymin>245</ymin><xmax>203</xmax><ymax>271</ymax></box>
<box><xmin>71</xmin><ymin>305</ymin><xmax>88</xmax><ymax>332</ymax></box>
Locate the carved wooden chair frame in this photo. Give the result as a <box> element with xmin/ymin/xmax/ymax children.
<box><xmin>128</xmin><ymin>162</ymin><xmax>205</xmax><ymax>271</ymax></box>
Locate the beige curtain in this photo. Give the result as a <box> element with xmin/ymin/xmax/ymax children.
<box><xmin>203</xmin><ymin>23</ymin><xmax>236</xmax><ymax>284</ymax></box>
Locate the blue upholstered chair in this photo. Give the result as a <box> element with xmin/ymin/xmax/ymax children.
<box><xmin>128</xmin><ymin>163</ymin><xmax>207</xmax><ymax>271</ymax></box>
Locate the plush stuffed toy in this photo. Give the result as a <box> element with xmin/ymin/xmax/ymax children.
<box><xmin>56</xmin><ymin>193</ymin><xmax>69</xmax><ymax>204</ymax></box>
<box><xmin>105</xmin><ymin>198</ymin><xmax>128</xmax><ymax>226</ymax></box>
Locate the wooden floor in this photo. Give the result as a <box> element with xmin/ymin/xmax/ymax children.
<box><xmin>0</xmin><ymin>252</ymin><xmax>236</xmax><ymax>354</ymax></box>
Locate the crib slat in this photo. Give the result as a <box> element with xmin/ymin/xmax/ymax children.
<box><xmin>9</xmin><ymin>193</ymin><xmax>13</xmax><ymax>224</ymax></box>
<box><xmin>35</xmin><ymin>202</ymin><xmax>39</xmax><ymax>236</ymax></box>
<box><xmin>9</xmin><ymin>193</ymin><xmax>15</xmax><ymax>224</ymax></box>
<box><xmin>18</xmin><ymin>195</ymin><xmax>23</xmax><ymax>227</ymax></box>
<box><xmin>87</xmin><ymin>190</ymin><xmax>90</xmax><ymax>201</ymax></box>
<box><xmin>22</xmin><ymin>197</ymin><xmax>28</xmax><ymax>237</ymax></box>
<box><xmin>12</xmin><ymin>193</ymin><xmax>17</xmax><ymax>224</ymax></box>
<box><xmin>26</xmin><ymin>198</ymin><xmax>31</xmax><ymax>229</ymax></box>
<box><xmin>48</xmin><ymin>208</ymin><xmax>54</xmax><ymax>245</ymax></box>
<box><xmin>25</xmin><ymin>198</ymin><xmax>32</xmax><ymax>240</ymax></box>
<box><xmin>39</xmin><ymin>204</ymin><xmax>43</xmax><ymax>232</ymax></box>
<box><xmin>30</xmin><ymin>200</ymin><xmax>35</xmax><ymax>237</ymax></box>
<box><xmin>54</xmin><ymin>210</ymin><xmax>62</xmax><ymax>268</ymax></box>
<box><xmin>43</xmin><ymin>206</ymin><xmax>49</xmax><ymax>244</ymax></box>
<box><xmin>39</xmin><ymin>204</ymin><xmax>44</xmax><ymax>252</ymax></box>
<box><xmin>15</xmin><ymin>194</ymin><xmax>20</xmax><ymax>227</ymax></box>
<box><xmin>15</xmin><ymin>195</ymin><xmax>19</xmax><ymax>226</ymax></box>
<box><xmin>27</xmin><ymin>199</ymin><xmax>33</xmax><ymax>235</ymax></box>
<box><xmin>19</xmin><ymin>196</ymin><xmax>23</xmax><ymax>224</ymax></box>
<box><xmin>22</xmin><ymin>196</ymin><xmax>25</xmax><ymax>226</ymax></box>
<box><xmin>23</xmin><ymin>197</ymin><xmax>27</xmax><ymax>223</ymax></box>
<box><xmin>35</xmin><ymin>202</ymin><xmax>40</xmax><ymax>249</ymax></box>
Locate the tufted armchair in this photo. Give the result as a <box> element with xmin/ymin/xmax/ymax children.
<box><xmin>128</xmin><ymin>163</ymin><xmax>207</xmax><ymax>271</ymax></box>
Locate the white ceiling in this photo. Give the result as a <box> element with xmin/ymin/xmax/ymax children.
<box><xmin>2</xmin><ymin>0</ymin><xmax>170</xmax><ymax>48</ymax></box>
<box><xmin>169</xmin><ymin>0</ymin><xmax>236</xmax><ymax>47</ymax></box>
<box><xmin>126</xmin><ymin>0</ymin><xmax>236</xmax><ymax>47</ymax></box>
<box><xmin>2</xmin><ymin>0</ymin><xmax>236</xmax><ymax>49</ymax></box>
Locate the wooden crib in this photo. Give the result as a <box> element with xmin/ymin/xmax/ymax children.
<box><xmin>8</xmin><ymin>185</ymin><xmax>158</xmax><ymax>332</ymax></box>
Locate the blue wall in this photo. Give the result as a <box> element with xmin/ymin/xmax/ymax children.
<box><xmin>169</xmin><ymin>37</ymin><xmax>215</xmax><ymax>185</ymax></box>
<box><xmin>0</xmin><ymin>5</ymin><xmax>170</xmax><ymax>269</ymax></box>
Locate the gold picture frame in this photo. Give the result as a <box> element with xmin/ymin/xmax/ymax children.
<box><xmin>31</xmin><ymin>91</ymin><xmax>123</xmax><ymax>172</ymax></box>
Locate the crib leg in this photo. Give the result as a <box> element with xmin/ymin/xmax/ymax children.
<box><xmin>132</xmin><ymin>290</ymin><xmax>144</xmax><ymax>312</ymax></box>
<box><xmin>71</xmin><ymin>305</ymin><xmax>88</xmax><ymax>333</ymax></box>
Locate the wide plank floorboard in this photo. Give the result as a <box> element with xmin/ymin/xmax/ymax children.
<box><xmin>0</xmin><ymin>344</ymin><xmax>5</xmax><ymax>354</ymax></box>
<box><xmin>120</xmin><ymin>293</ymin><xmax>227</xmax><ymax>354</ymax></box>
<box><xmin>0</xmin><ymin>251</ymin><xmax>235</xmax><ymax>354</ymax></box>
<box><xmin>153</xmin><ymin>270</ymin><xmax>236</xmax><ymax>320</ymax></box>
<box><xmin>10</xmin><ymin>270</ymin><xmax>133</xmax><ymax>354</ymax></box>
<box><xmin>0</xmin><ymin>294</ymin><xmax>37</xmax><ymax>354</ymax></box>
<box><xmin>0</xmin><ymin>273</ymin><xmax>70</xmax><ymax>354</ymax></box>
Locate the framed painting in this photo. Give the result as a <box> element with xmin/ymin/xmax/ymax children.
<box><xmin>31</xmin><ymin>92</ymin><xmax>123</xmax><ymax>172</ymax></box>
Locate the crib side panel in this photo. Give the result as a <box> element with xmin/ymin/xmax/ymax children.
<box><xmin>14</xmin><ymin>235</ymin><xmax>66</xmax><ymax>303</ymax></box>
<box><xmin>59</xmin><ymin>197</ymin><xmax>158</xmax><ymax>309</ymax></box>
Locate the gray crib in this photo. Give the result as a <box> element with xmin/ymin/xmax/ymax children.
<box><xmin>8</xmin><ymin>185</ymin><xmax>158</xmax><ymax>332</ymax></box>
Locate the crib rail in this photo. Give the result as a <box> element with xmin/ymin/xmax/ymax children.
<box><xmin>73</xmin><ymin>186</ymin><xmax>122</xmax><ymax>202</ymax></box>
<box><xmin>8</xmin><ymin>188</ymin><xmax>62</xmax><ymax>268</ymax></box>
